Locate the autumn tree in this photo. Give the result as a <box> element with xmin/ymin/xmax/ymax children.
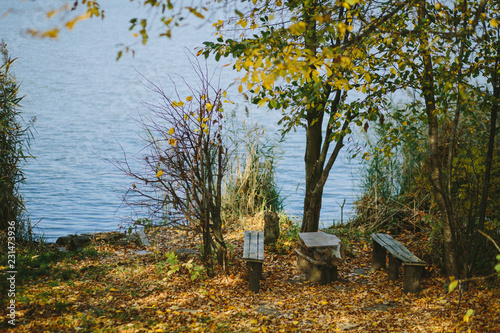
<box><xmin>365</xmin><ymin>0</ymin><xmax>500</xmax><ymax>278</ymax></box>
<box><xmin>201</xmin><ymin>0</ymin><xmax>419</xmax><ymax>232</ymax></box>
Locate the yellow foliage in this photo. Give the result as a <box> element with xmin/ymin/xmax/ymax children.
<box><xmin>41</xmin><ymin>28</ymin><xmax>60</xmax><ymax>39</ymax></box>
<box><xmin>171</xmin><ymin>101</ymin><xmax>184</xmax><ymax>107</ymax></box>
<box><xmin>65</xmin><ymin>13</ymin><xmax>90</xmax><ymax>30</ymax></box>
<box><xmin>289</xmin><ymin>22</ymin><xmax>307</xmax><ymax>35</ymax></box>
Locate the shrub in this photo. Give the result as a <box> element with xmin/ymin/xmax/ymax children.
<box><xmin>116</xmin><ymin>57</ymin><xmax>230</xmax><ymax>276</ymax></box>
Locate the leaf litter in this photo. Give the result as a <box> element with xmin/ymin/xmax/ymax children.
<box><xmin>1</xmin><ymin>225</ymin><xmax>498</xmax><ymax>332</ymax></box>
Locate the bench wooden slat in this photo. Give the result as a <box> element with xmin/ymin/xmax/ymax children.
<box><xmin>298</xmin><ymin>232</ymin><xmax>341</xmax><ymax>248</ymax></box>
<box><xmin>372</xmin><ymin>233</ymin><xmax>425</xmax><ymax>265</ymax></box>
<box><xmin>243</xmin><ymin>230</ymin><xmax>264</xmax><ymax>262</ymax></box>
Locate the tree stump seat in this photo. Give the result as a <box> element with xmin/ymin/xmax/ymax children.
<box><xmin>242</xmin><ymin>230</ymin><xmax>265</xmax><ymax>293</ymax></box>
<box><xmin>371</xmin><ymin>233</ymin><xmax>426</xmax><ymax>293</ymax></box>
<box><xmin>296</xmin><ymin>232</ymin><xmax>344</xmax><ymax>285</ymax></box>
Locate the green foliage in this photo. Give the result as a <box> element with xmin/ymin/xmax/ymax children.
<box><xmin>272</xmin><ymin>213</ymin><xmax>300</xmax><ymax>254</ymax></box>
<box><xmin>354</xmin><ymin>85</ymin><xmax>500</xmax><ymax>273</ymax></box>
<box><xmin>223</xmin><ymin>122</ymin><xmax>283</xmax><ymax>221</ymax></box>
<box><xmin>182</xmin><ymin>258</ymin><xmax>204</xmax><ymax>281</ymax></box>
<box><xmin>155</xmin><ymin>251</ymin><xmax>204</xmax><ymax>281</ymax></box>
<box><xmin>352</xmin><ymin>101</ymin><xmax>431</xmax><ymax>233</ymax></box>
<box><xmin>0</xmin><ymin>41</ymin><xmax>34</xmax><ymax>240</ymax></box>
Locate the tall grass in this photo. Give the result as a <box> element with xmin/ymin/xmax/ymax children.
<box><xmin>222</xmin><ymin>121</ymin><xmax>283</xmax><ymax>222</ymax></box>
<box><xmin>0</xmin><ymin>41</ymin><xmax>36</xmax><ymax>243</ymax></box>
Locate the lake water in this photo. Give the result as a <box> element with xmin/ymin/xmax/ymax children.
<box><xmin>1</xmin><ymin>0</ymin><xmax>361</xmax><ymax>241</ymax></box>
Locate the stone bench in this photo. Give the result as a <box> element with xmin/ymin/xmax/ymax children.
<box><xmin>242</xmin><ymin>230</ymin><xmax>264</xmax><ymax>293</ymax></box>
<box><xmin>371</xmin><ymin>233</ymin><xmax>426</xmax><ymax>293</ymax></box>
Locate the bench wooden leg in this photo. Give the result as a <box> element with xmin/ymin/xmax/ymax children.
<box><xmin>247</xmin><ymin>262</ymin><xmax>263</xmax><ymax>293</ymax></box>
<box><xmin>403</xmin><ymin>265</ymin><xmax>423</xmax><ymax>293</ymax></box>
<box><xmin>319</xmin><ymin>265</ymin><xmax>337</xmax><ymax>285</ymax></box>
<box><xmin>371</xmin><ymin>241</ymin><xmax>386</xmax><ymax>272</ymax></box>
<box><xmin>388</xmin><ymin>255</ymin><xmax>401</xmax><ymax>281</ymax></box>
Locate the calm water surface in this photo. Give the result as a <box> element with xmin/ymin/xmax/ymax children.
<box><xmin>1</xmin><ymin>0</ymin><xmax>361</xmax><ymax>241</ymax></box>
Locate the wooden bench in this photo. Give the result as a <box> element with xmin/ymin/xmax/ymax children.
<box><xmin>242</xmin><ymin>230</ymin><xmax>264</xmax><ymax>293</ymax></box>
<box><xmin>371</xmin><ymin>233</ymin><xmax>426</xmax><ymax>293</ymax></box>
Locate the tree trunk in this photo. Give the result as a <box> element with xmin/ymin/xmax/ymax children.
<box><xmin>301</xmin><ymin>1</ymin><xmax>325</xmax><ymax>233</ymax></box>
<box><xmin>302</xmin><ymin>110</ymin><xmax>325</xmax><ymax>233</ymax></box>
<box><xmin>418</xmin><ymin>0</ymin><xmax>459</xmax><ymax>278</ymax></box>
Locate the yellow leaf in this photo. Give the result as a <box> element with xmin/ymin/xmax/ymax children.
<box><xmin>340</xmin><ymin>56</ymin><xmax>351</xmax><ymax>68</ymax></box>
<box><xmin>168</xmin><ymin>127</ymin><xmax>175</xmax><ymax>135</ymax></box>
<box><xmin>491</xmin><ymin>19</ymin><xmax>499</xmax><ymax>28</ymax></box>
<box><xmin>448</xmin><ymin>280</ymin><xmax>459</xmax><ymax>292</ymax></box>
<box><xmin>186</xmin><ymin>7</ymin><xmax>205</xmax><ymax>19</ymax></box>
<box><xmin>41</xmin><ymin>28</ymin><xmax>60</xmax><ymax>39</ymax></box>
<box><xmin>289</xmin><ymin>22</ymin><xmax>307</xmax><ymax>35</ymax></box>
<box><xmin>212</xmin><ymin>20</ymin><xmax>224</xmax><ymax>29</ymax></box>
<box><xmin>186</xmin><ymin>96</ymin><xmax>193</xmax><ymax>102</ymax></box>
<box><xmin>47</xmin><ymin>10</ymin><xmax>57</xmax><ymax>19</ymax></box>
<box><xmin>206</xmin><ymin>103</ymin><xmax>213</xmax><ymax>111</ymax></box>
<box><xmin>168</xmin><ymin>138</ymin><xmax>177</xmax><ymax>146</ymax></box>
<box><xmin>171</xmin><ymin>101</ymin><xmax>184</xmax><ymax>107</ymax></box>
<box><xmin>344</xmin><ymin>0</ymin><xmax>360</xmax><ymax>5</ymax></box>
<box><xmin>463</xmin><ymin>309</ymin><xmax>474</xmax><ymax>322</ymax></box>
<box><xmin>65</xmin><ymin>13</ymin><xmax>90</xmax><ymax>30</ymax></box>
<box><xmin>156</xmin><ymin>170</ymin><xmax>163</xmax><ymax>178</ymax></box>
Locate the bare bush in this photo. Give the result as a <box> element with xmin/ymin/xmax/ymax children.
<box><xmin>117</xmin><ymin>59</ymin><xmax>229</xmax><ymax>276</ymax></box>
